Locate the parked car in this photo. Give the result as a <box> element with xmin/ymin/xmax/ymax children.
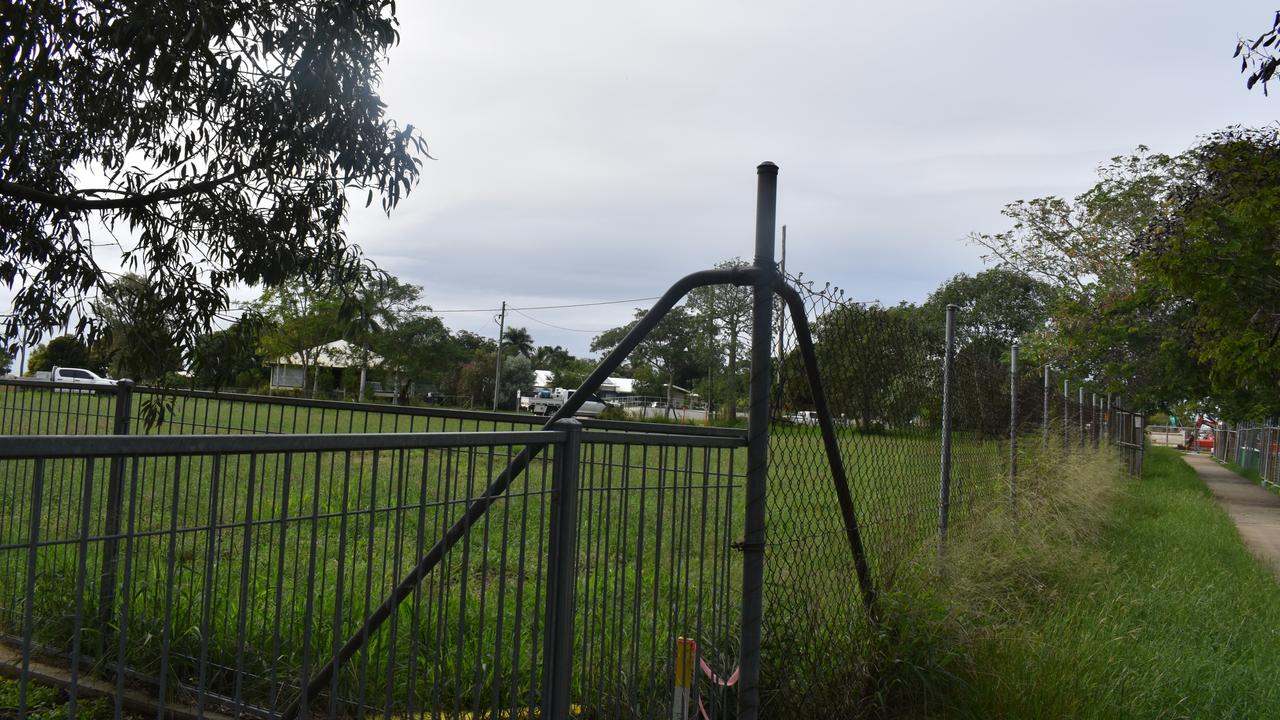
<box><xmin>527</xmin><ymin>388</ymin><xmax>606</xmax><ymax>418</ymax></box>
<box><xmin>50</xmin><ymin>366</ymin><xmax>117</xmax><ymax>391</ymax></box>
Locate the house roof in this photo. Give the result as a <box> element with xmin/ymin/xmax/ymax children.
<box><xmin>272</xmin><ymin>340</ymin><xmax>384</xmax><ymax>369</ymax></box>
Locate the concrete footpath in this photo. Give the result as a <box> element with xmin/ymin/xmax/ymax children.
<box><xmin>1182</xmin><ymin>453</ymin><xmax>1280</xmax><ymax>576</ymax></box>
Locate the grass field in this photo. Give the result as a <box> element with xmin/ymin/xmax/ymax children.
<box><xmin>855</xmin><ymin>445</ymin><xmax>1280</xmax><ymax>719</ymax></box>
<box><xmin>0</xmin><ymin>387</ymin><xmax>1012</xmax><ymax>717</ymax></box>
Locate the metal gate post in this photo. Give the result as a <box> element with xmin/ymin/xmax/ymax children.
<box><xmin>737</xmin><ymin>161</ymin><xmax>777</xmax><ymax>720</ymax></box>
<box><xmin>542</xmin><ymin>419</ymin><xmax>582</xmax><ymax>720</ymax></box>
<box><xmin>937</xmin><ymin>304</ymin><xmax>957</xmax><ymax>565</ymax></box>
<box><xmin>1009</xmin><ymin>341</ymin><xmax>1019</xmax><ymax>511</ymax></box>
<box><xmin>98</xmin><ymin>379</ymin><xmax>134</xmax><ymax>628</ymax></box>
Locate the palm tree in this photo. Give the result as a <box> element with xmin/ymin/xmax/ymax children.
<box><xmin>503</xmin><ymin>326</ymin><xmax>534</xmax><ymax>359</ymax></box>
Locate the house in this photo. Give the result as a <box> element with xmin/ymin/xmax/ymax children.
<box><xmin>269</xmin><ymin>340</ymin><xmax>384</xmax><ymax>391</ymax></box>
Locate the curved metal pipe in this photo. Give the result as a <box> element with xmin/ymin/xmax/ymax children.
<box><xmin>773</xmin><ymin>278</ymin><xmax>880</xmax><ymax>622</ymax></box>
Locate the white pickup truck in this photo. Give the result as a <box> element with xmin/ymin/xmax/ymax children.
<box><xmin>526</xmin><ymin>388</ymin><xmax>606</xmax><ymax>418</ymax></box>
<box><xmin>39</xmin><ymin>366</ymin><xmax>117</xmax><ymax>390</ymax></box>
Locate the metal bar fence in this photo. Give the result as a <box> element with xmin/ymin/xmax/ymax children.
<box><xmin>0</xmin><ymin>428</ymin><xmax>745</xmax><ymax>719</ymax></box>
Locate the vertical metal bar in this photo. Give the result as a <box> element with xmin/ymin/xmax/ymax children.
<box><xmin>737</xmin><ymin>160</ymin><xmax>776</xmax><ymax>720</ymax></box>
<box><xmin>97</xmin><ymin>379</ymin><xmax>134</xmax><ymax>628</ymax></box>
<box><xmin>1009</xmin><ymin>341</ymin><xmax>1019</xmax><ymax>509</ymax></box>
<box><xmin>1042</xmin><ymin>364</ymin><xmax>1049</xmax><ymax>446</ymax></box>
<box><xmin>937</xmin><ymin>303</ymin><xmax>958</xmax><ymax>562</ymax></box>
<box><xmin>1136</xmin><ymin>413</ymin><xmax>1146</xmax><ymax>476</ymax></box>
<box><xmin>17</xmin><ymin>458</ymin><xmax>45</xmax><ymax>720</ymax></box>
<box><xmin>1078</xmin><ymin>387</ymin><xmax>1085</xmax><ymax>448</ymax></box>
<box><xmin>541</xmin><ymin>419</ymin><xmax>582</xmax><ymax>720</ymax></box>
<box><xmin>1062</xmin><ymin>379</ymin><xmax>1069</xmax><ymax>450</ymax></box>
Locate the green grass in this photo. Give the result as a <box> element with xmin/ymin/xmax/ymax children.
<box><xmin>857</xmin><ymin>445</ymin><xmax>1280</xmax><ymax>718</ymax></box>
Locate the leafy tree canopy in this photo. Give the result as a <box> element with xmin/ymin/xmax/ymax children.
<box><xmin>1</xmin><ymin>0</ymin><xmax>428</xmax><ymax>357</ymax></box>
<box><xmin>27</xmin><ymin>335</ymin><xmax>95</xmax><ymax>373</ymax></box>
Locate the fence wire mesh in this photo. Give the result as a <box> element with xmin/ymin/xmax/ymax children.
<box><xmin>760</xmin><ymin>273</ymin><xmax>1141</xmax><ymax>716</ymax></box>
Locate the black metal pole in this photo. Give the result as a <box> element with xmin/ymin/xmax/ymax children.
<box><xmin>737</xmin><ymin>161</ymin><xmax>776</xmax><ymax>720</ymax></box>
<box><xmin>937</xmin><ymin>304</ymin><xmax>957</xmax><ymax>567</ymax></box>
<box><xmin>1062</xmin><ymin>379</ymin><xmax>1069</xmax><ymax>450</ymax></box>
<box><xmin>774</xmin><ymin>280</ymin><xmax>879</xmax><ymax>622</ymax></box>
<box><xmin>1009</xmin><ymin>341</ymin><xmax>1018</xmax><ymax>512</ymax></box>
<box><xmin>541</xmin><ymin>419</ymin><xmax>582</xmax><ymax>719</ymax></box>
<box><xmin>1042</xmin><ymin>364</ymin><xmax>1050</xmax><ymax>447</ymax></box>
<box><xmin>98</xmin><ymin>379</ymin><xmax>134</xmax><ymax>629</ymax></box>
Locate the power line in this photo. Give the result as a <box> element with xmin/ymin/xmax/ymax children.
<box><xmin>510</xmin><ymin>307</ymin><xmax>608</xmax><ymax>334</ymax></box>
<box><xmin>422</xmin><ymin>296</ymin><xmax>661</xmax><ymax>314</ymax></box>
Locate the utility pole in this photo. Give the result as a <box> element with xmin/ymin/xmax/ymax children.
<box><xmin>492</xmin><ymin>301</ymin><xmax>506</xmax><ymax>411</ymax></box>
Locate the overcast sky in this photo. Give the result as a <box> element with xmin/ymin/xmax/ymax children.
<box><xmin>340</xmin><ymin>2</ymin><xmax>1275</xmax><ymax>355</ymax></box>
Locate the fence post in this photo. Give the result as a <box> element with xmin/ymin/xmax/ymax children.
<box><xmin>1042</xmin><ymin>364</ymin><xmax>1050</xmax><ymax>447</ymax></box>
<box><xmin>1062</xmin><ymin>379</ymin><xmax>1069</xmax><ymax>450</ymax></box>
<box><xmin>937</xmin><ymin>303</ymin><xmax>957</xmax><ymax>566</ymax></box>
<box><xmin>1105</xmin><ymin>394</ymin><xmax>1111</xmax><ymax>446</ymax></box>
<box><xmin>541</xmin><ymin>418</ymin><xmax>582</xmax><ymax>720</ymax></box>
<box><xmin>1009</xmin><ymin>340</ymin><xmax>1018</xmax><ymax>511</ymax></box>
<box><xmin>98</xmin><ymin>379</ymin><xmax>134</xmax><ymax>628</ymax></box>
<box><xmin>1135</xmin><ymin>413</ymin><xmax>1145</xmax><ymax>476</ymax></box>
<box><xmin>736</xmin><ymin>161</ymin><xmax>776</xmax><ymax>720</ymax></box>
<box><xmin>1078</xmin><ymin>387</ymin><xmax>1085</xmax><ymax>448</ymax></box>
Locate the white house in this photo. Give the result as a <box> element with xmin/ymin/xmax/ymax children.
<box><xmin>269</xmin><ymin>340</ymin><xmax>383</xmax><ymax>390</ymax></box>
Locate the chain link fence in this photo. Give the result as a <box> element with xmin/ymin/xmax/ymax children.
<box><xmin>759</xmin><ymin>272</ymin><xmax>1143</xmax><ymax>715</ymax></box>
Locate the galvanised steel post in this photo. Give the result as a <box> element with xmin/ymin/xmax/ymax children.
<box><xmin>1105</xmin><ymin>394</ymin><xmax>1111</xmax><ymax>446</ymax></box>
<box><xmin>937</xmin><ymin>303</ymin><xmax>958</xmax><ymax>565</ymax></box>
<box><xmin>1062</xmin><ymin>379</ymin><xmax>1069</xmax><ymax>450</ymax></box>
<box><xmin>1092</xmin><ymin>393</ymin><xmax>1099</xmax><ymax>448</ymax></box>
<box><xmin>98</xmin><ymin>379</ymin><xmax>134</xmax><ymax>629</ymax></box>
<box><xmin>737</xmin><ymin>161</ymin><xmax>777</xmax><ymax>720</ymax></box>
<box><xmin>1136</xmin><ymin>413</ymin><xmax>1145</xmax><ymax>476</ymax></box>
<box><xmin>1042</xmin><ymin>364</ymin><xmax>1050</xmax><ymax>447</ymax></box>
<box><xmin>1009</xmin><ymin>341</ymin><xmax>1019</xmax><ymax>510</ymax></box>
<box><xmin>542</xmin><ymin>418</ymin><xmax>582</xmax><ymax>720</ymax></box>
<box><xmin>1263</xmin><ymin>426</ymin><xmax>1272</xmax><ymax>485</ymax></box>
<box><xmin>1078</xmin><ymin>386</ymin><xmax>1085</xmax><ymax>448</ymax></box>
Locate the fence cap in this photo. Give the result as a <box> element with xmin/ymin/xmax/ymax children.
<box><xmin>756</xmin><ymin>161</ymin><xmax>778</xmax><ymax>174</ymax></box>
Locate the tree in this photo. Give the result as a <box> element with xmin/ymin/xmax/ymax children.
<box><xmin>1</xmin><ymin>1</ymin><xmax>428</xmax><ymax>355</ymax></box>
<box><xmin>502</xmin><ymin>326</ymin><xmax>534</xmax><ymax>359</ymax></box>
<box><xmin>689</xmin><ymin>259</ymin><xmax>752</xmax><ymax>421</ymax></box>
<box><xmin>1138</xmin><ymin>126</ymin><xmax>1280</xmax><ymax>417</ymax></box>
<box><xmin>341</xmin><ymin>272</ymin><xmax>429</xmax><ymax>395</ymax></box>
<box><xmin>592</xmin><ymin>306</ymin><xmax>707</xmax><ymax>404</ymax></box>
<box><xmin>1236</xmin><ymin>12</ymin><xmax>1280</xmax><ymax>93</ymax></box>
<box><xmin>806</xmin><ymin>302</ymin><xmax>938</xmax><ymax>432</ymax></box>
<box><xmin>497</xmin><ymin>353</ymin><xmax>535</xmax><ymax>409</ymax></box>
<box><xmin>93</xmin><ymin>274</ymin><xmax>182</xmax><ymax>381</ymax></box>
<box><xmin>252</xmin><ymin>285</ymin><xmax>343</xmax><ymax>397</ymax></box>
<box><xmin>923</xmin><ymin>269</ymin><xmax>1054</xmax><ymax>345</ymax></box>
<box><xmin>970</xmin><ymin>148</ymin><xmax>1196</xmax><ymax>407</ymax></box>
<box><xmin>373</xmin><ymin>316</ymin><xmax>463</xmax><ymax>402</ymax></box>
<box><xmin>27</xmin><ymin>335</ymin><xmax>94</xmax><ymax>373</ymax></box>
<box><xmin>191</xmin><ymin>317</ymin><xmax>268</xmax><ymax>391</ymax></box>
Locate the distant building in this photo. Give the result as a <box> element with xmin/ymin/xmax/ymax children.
<box><xmin>269</xmin><ymin>340</ymin><xmax>382</xmax><ymax>390</ymax></box>
<box><xmin>532</xmin><ymin>369</ymin><xmax>636</xmax><ymax>400</ymax></box>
